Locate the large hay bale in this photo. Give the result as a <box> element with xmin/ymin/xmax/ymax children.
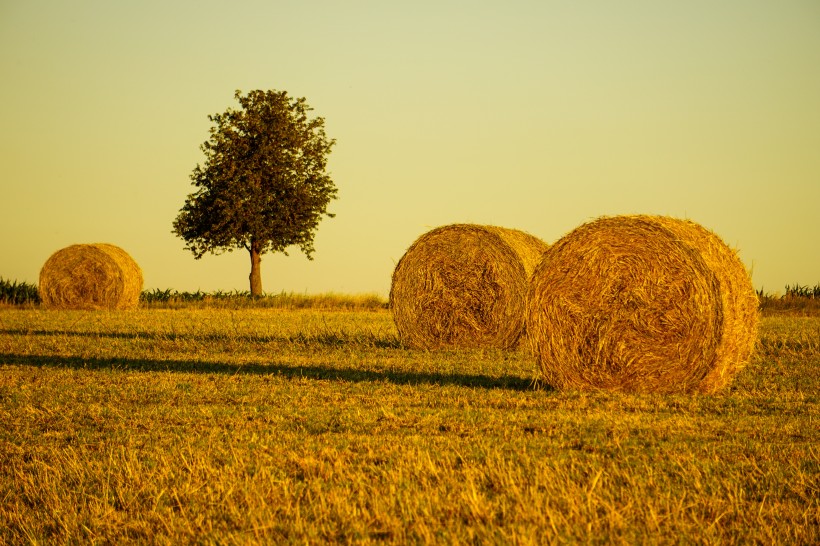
<box><xmin>39</xmin><ymin>243</ymin><xmax>143</xmax><ymax>310</ymax></box>
<box><xmin>526</xmin><ymin>215</ymin><xmax>759</xmax><ymax>394</ymax></box>
<box><xmin>390</xmin><ymin>224</ymin><xmax>549</xmax><ymax>350</ymax></box>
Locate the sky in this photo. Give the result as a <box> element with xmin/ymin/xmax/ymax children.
<box><xmin>1</xmin><ymin>0</ymin><xmax>818</xmax><ymax>297</ymax></box>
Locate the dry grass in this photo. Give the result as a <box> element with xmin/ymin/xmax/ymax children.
<box><xmin>0</xmin><ymin>309</ymin><xmax>817</xmax><ymax>543</ymax></box>
<box><xmin>527</xmin><ymin>215</ymin><xmax>759</xmax><ymax>394</ymax></box>
<box><xmin>390</xmin><ymin>224</ymin><xmax>548</xmax><ymax>350</ymax></box>
<box><xmin>38</xmin><ymin>244</ymin><xmax>143</xmax><ymax>310</ymax></box>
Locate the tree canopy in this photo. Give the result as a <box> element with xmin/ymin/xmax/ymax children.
<box><xmin>173</xmin><ymin>89</ymin><xmax>337</xmax><ymax>295</ymax></box>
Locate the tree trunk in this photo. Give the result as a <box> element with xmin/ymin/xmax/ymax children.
<box><xmin>248</xmin><ymin>240</ymin><xmax>263</xmax><ymax>297</ymax></box>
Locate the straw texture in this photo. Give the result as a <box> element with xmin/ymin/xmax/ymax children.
<box><xmin>526</xmin><ymin>215</ymin><xmax>759</xmax><ymax>393</ymax></box>
<box><xmin>39</xmin><ymin>243</ymin><xmax>143</xmax><ymax>310</ymax></box>
<box><xmin>390</xmin><ymin>224</ymin><xmax>548</xmax><ymax>350</ymax></box>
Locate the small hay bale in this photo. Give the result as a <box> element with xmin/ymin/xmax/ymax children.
<box><xmin>390</xmin><ymin>224</ymin><xmax>549</xmax><ymax>350</ymax></box>
<box><xmin>39</xmin><ymin>243</ymin><xmax>143</xmax><ymax>310</ymax></box>
<box><xmin>526</xmin><ymin>215</ymin><xmax>759</xmax><ymax>394</ymax></box>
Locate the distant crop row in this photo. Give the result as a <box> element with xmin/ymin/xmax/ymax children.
<box><xmin>139</xmin><ymin>288</ymin><xmax>387</xmax><ymax>310</ymax></box>
<box><xmin>2</xmin><ymin>276</ymin><xmax>819</xmax><ymax>314</ymax></box>
<box><xmin>757</xmin><ymin>286</ymin><xmax>820</xmax><ymax>315</ymax></box>
<box><xmin>0</xmin><ymin>279</ymin><xmax>386</xmax><ymax>311</ymax></box>
<box><xmin>0</xmin><ymin>278</ymin><xmax>40</xmax><ymax>305</ymax></box>
<box><xmin>783</xmin><ymin>283</ymin><xmax>820</xmax><ymax>298</ymax></box>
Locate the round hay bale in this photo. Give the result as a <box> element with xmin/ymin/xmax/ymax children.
<box><xmin>526</xmin><ymin>215</ymin><xmax>759</xmax><ymax>394</ymax></box>
<box><xmin>390</xmin><ymin>224</ymin><xmax>549</xmax><ymax>350</ymax></box>
<box><xmin>39</xmin><ymin>243</ymin><xmax>143</xmax><ymax>310</ymax></box>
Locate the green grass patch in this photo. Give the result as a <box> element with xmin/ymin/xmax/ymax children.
<box><xmin>0</xmin><ymin>308</ymin><xmax>818</xmax><ymax>543</ymax></box>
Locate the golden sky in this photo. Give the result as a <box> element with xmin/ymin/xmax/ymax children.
<box><xmin>1</xmin><ymin>1</ymin><xmax>818</xmax><ymax>296</ymax></box>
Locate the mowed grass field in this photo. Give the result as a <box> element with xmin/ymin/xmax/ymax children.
<box><xmin>1</xmin><ymin>304</ymin><xmax>818</xmax><ymax>544</ymax></box>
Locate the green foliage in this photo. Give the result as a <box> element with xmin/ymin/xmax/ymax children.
<box><xmin>758</xmin><ymin>284</ymin><xmax>820</xmax><ymax>316</ymax></box>
<box><xmin>785</xmin><ymin>283</ymin><xmax>820</xmax><ymax>298</ymax></box>
<box><xmin>0</xmin><ymin>277</ymin><xmax>39</xmax><ymax>305</ymax></box>
<box><xmin>140</xmin><ymin>288</ymin><xmax>210</xmax><ymax>304</ymax></box>
<box><xmin>0</xmin><ymin>310</ymin><xmax>818</xmax><ymax>543</ymax></box>
<box><xmin>173</xmin><ymin>89</ymin><xmax>337</xmax><ymax>295</ymax></box>
<box><xmin>139</xmin><ymin>289</ymin><xmax>387</xmax><ymax>310</ymax></box>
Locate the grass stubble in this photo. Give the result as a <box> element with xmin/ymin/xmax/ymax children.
<box><xmin>0</xmin><ymin>307</ymin><xmax>818</xmax><ymax>544</ymax></box>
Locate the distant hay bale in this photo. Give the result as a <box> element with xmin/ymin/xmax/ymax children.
<box><xmin>39</xmin><ymin>243</ymin><xmax>143</xmax><ymax>310</ymax></box>
<box><xmin>390</xmin><ymin>224</ymin><xmax>549</xmax><ymax>350</ymax></box>
<box><xmin>526</xmin><ymin>215</ymin><xmax>759</xmax><ymax>394</ymax></box>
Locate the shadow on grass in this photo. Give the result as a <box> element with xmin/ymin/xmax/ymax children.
<box><xmin>0</xmin><ymin>328</ymin><xmax>401</xmax><ymax>349</ymax></box>
<box><xmin>0</xmin><ymin>353</ymin><xmax>540</xmax><ymax>392</ymax></box>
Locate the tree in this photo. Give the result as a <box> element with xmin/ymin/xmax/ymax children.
<box><xmin>173</xmin><ymin>89</ymin><xmax>337</xmax><ymax>296</ymax></box>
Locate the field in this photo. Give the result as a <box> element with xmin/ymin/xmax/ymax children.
<box><xmin>1</xmin><ymin>303</ymin><xmax>818</xmax><ymax>544</ymax></box>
